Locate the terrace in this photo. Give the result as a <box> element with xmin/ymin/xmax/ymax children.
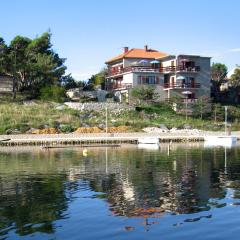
<box><xmin>107</xmin><ymin>65</ymin><xmax>200</xmax><ymax>77</ymax></box>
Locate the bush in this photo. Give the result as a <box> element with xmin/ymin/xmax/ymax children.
<box><xmin>106</xmin><ymin>92</ymin><xmax>114</xmax><ymax>98</ymax></box>
<box><xmin>60</xmin><ymin>124</ymin><xmax>74</xmax><ymax>133</ymax></box>
<box><xmin>39</xmin><ymin>85</ymin><xmax>66</xmax><ymax>102</ymax></box>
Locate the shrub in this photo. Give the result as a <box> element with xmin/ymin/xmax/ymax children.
<box><xmin>39</xmin><ymin>85</ymin><xmax>66</xmax><ymax>102</ymax></box>
<box><xmin>60</xmin><ymin>124</ymin><xmax>74</xmax><ymax>133</ymax></box>
<box><xmin>106</xmin><ymin>92</ymin><xmax>114</xmax><ymax>98</ymax></box>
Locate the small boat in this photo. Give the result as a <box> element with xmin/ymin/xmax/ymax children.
<box><xmin>204</xmin><ymin>106</ymin><xmax>238</xmax><ymax>148</ymax></box>
<box><xmin>138</xmin><ymin>143</ymin><xmax>160</xmax><ymax>150</ymax></box>
<box><xmin>138</xmin><ymin>137</ymin><xmax>159</xmax><ymax>144</ymax></box>
<box><xmin>137</xmin><ymin>137</ymin><xmax>160</xmax><ymax>150</ymax></box>
<box><xmin>204</xmin><ymin>136</ymin><xmax>238</xmax><ymax>148</ymax></box>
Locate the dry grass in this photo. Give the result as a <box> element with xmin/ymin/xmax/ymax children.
<box><xmin>0</xmin><ymin>102</ymin><xmax>81</xmax><ymax>133</ymax></box>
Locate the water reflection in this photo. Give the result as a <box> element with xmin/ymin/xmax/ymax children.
<box><xmin>0</xmin><ymin>144</ymin><xmax>240</xmax><ymax>239</ymax></box>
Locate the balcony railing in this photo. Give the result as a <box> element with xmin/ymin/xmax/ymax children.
<box><xmin>107</xmin><ymin>65</ymin><xmax>201</xmax><ymax>77</ymax></box>
<box><xmin>165</xmin><ymin>98</ymin><xmax>198</xmax><ymax>103</ymax></box>
<box><xmin>164</xmin><ymin>83</ymin><xmax>200</xmax><ymax>89</ymax></box>
<box><xmin>107</xmin><ymin>83</ymin><xmax>133</xmax><ymax>90</ymax></box>
<box><xmin>108</xmin><ymin>66</ymin><xmax>163</xmax><ymax>77</ymax></box>
<box><xmin>164</xmin><ymin>66</ymin><xmax>200</xmax><ymax>72</ymax></box>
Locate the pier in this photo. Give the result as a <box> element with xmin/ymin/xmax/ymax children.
<box><xmin>0</xmin><ymin>132</ymin><xmax>215</xmax><ymax>146</ymax></box>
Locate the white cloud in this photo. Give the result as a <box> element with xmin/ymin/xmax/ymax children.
<box><xmin>228</xmin><ymin>48</ymin><xmax>240</xmax><ymax>53</ymax></box>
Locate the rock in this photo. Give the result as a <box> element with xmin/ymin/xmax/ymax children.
<box><xmin>32</xmin><ymin>128</ymin><xmax>59</xmax><ymax>134</ymax></box>
<box><xmin>74</xmin><ymin>127</ymin><xmax>103</xmax><ymax>134</ymax></box>
<box><xmin>142</xmin><ymin>127</ymin><xmax>165</xmax><ymax>133</ymax></box>
<box><xmin>183</xmin><ymin>124</ymin><xmax>192</xmax><ymax>129</ymax></box>
<box><xmin>170</xmin><ymin>127</ymin><xmax>178</xmax><ymax>133</ymax></box>
<box><xmin>159</xmin><ymin>124</ymin><xmax>169</xmax><ymax>132</ymax></box>
<box><xmin>5</xmin><ymin>129</ymin><xmax>21</xmax><ymax>135</ymax></box>
<box><xmin>82</xmin><ymin>123</ymin><xmax>90</xmax><ymax>128</ymax></box>
<box><xmin>98</xmin><ymin>124</ymin><xmax>105</xmax><ymax>130</ymax></box>
<box><xmin>23</xmin><ymin>100</ymin><xmax>37</xmax><ymax>106</ymax></box>
<box><xmin>25</xmin><ymin>128</ymin><xmax>37</xmax><ymax>134</ymax></box>
<box><xmin>56</xmin><ymin>104</ymin><xmax>66</xmax><ymax>110</ymax></box>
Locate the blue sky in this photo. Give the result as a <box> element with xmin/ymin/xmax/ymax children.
<box><xmin>0</xmin><ymin>0</ymin><xmax>240</xmax><ymax>80</ymax></box>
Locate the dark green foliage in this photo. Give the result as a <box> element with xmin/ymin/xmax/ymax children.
<box><xmin>230</xmin><ymin>66</ymin><xmax>240</xmax><ymax>87</ymax></box>
<box><xmin>59</xmin><ymin>124</ymin><xmax>74</xmax><ymax>133</ymax></box>
<box><xmin>131</xmin><ymin>86</ymin><xmax>157</xmax><ymax>103</ymax></box>
<box><xmin>211</xmin><ymin>63</ymin><xmax>228</xmax><ymax>102</ymax></box>
<box><xmin>88</xmin><ymin>68</ymin><xmax>107</xmax><ymax>90</ymax></box>
<box><xmin>105</xmin><ymin>92</ymin><xmax>114</xmax><ymax>98</ymax></box>
<box><xmin>192</xmin><ymin>97</ymin><xmax>211</xmax><ymax>119</ymax></box>
<box><xmin>39</xmin><ymin>85</ymin><xmax>66</xmax><ymax>102</ymax></box>
<box><xmin>136</xmin><ymin>102</ymin><xmax>174</xmax><ymax>115</ymax></box>
<box><xmin>61</xmin><ymin>74</ymin><xmax>79</xmax><ymax>90</ymax></box>
<box><xmin>0</xmin><ymin>32</ymin><xmax>67</xmax><ymax>98</ymax></box>
<box><xmin>211</xmin><ymin>63</ymin><xmax>228</xmax><ymax>82</ymax></box>
<box><xmin>212</xmin><ymin>103</ymin><xmax>224</xmax><ymax>122</ymax></box>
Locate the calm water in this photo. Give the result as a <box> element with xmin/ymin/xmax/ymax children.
<box><xmin>1</xmin><ymin>143</ymin><xmax>240</xmax><ymax>239</ymax></box>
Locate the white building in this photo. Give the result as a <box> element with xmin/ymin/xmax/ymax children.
<box><xmin>105</xmin><ymin>46</ymin><xmax>211</xmax><ymax>103</ymax></box>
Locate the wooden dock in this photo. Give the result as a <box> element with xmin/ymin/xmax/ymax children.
<box><xmin>0</xmin><ymin>133</ymin><xmax>207</xmax><ymax>146</ymax></box>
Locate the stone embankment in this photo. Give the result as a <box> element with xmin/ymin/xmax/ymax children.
<box><xmin>64</xmin><ymin>102</ymin><xmax>134</xmax><ymax>112</ymax></box>
<box><xmin>143</xmin><ymin>127</ymin><xmax>202</xmax><ymax>135</ymax></box>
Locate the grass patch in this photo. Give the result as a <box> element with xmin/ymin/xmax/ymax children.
<box><xmin>0</xmin><ymin>101</ymin><xmax>238</xmax><ymax>134</ymax></box>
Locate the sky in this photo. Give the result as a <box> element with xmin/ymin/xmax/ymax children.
<box><xmin>0</xmin><ymin>0</ymin><xmax>240</xmax><ymax>80</ymax></box>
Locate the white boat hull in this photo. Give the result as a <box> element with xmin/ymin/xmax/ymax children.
<box><xmin>204</xmin><ymin>136</ymin><xmax>238</xmax><ymax>148</ymax></box>
<box><xmin>138</xmin><ymin>137</ymin><xmax>159</xmax><ymax>144</ymax></box>
<box><xmin>138</xmin><ymin>143</ymin><xmax>160</xmax><ymax>150</ymax></box>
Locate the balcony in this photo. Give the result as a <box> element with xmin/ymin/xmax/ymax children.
<box><xmin>107</xmin><ymin>83</ymin><xmax>133</xmax><ymax>91</ymax></box>
<box><xmin>164</xmin><ymin>82</ymin><xmax>200</xmax><ymax>89</ymax></box>
<box><xmin>164</xmin><ymin>66</ymin><xmax>200</xmax><ymax>73</ymax></box>
<box><xmin>107</xmin><ymin>65</ymin><xmax>200</xmax><ymax>77</ymax></box>
<box><xmin>107</xmin><ymin>66</ymin><xmax>163</xmax><ymax>77</ymax></box>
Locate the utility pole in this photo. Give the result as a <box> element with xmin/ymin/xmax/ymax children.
<box><xmin>224</xmin><ymin>106</ymin><xmax>228</xmax><ymax>135</ymax></box>
<box><xmin>105</xmin><ymin>106</ymin><xmax>108</xmax><ymax>138</ymax></box>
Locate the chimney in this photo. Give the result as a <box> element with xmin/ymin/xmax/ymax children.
<box><xmin>144</xmin><ymin>45</ymin><xmax>148</xmax><ymax>51</ymax></box>
<box><xmin>124</xmin><ymin>47</ymin><xmax>129</xmax><ymax>53</ymax></box>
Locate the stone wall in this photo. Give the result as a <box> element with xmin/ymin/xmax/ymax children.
<box><xmin>0</xmin><ymin>75</ymin><xmax>13</xmax><ymax>93</ymax></box>
<box><xmin>64</xmin><ymin>102</ymin><xmax>134</xmax><ymax>111</ymax></box>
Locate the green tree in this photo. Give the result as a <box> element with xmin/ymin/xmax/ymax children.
<box><xmin>230</xmin><ymin>66</ymin><xmax>240</xmax><ymax>87</ymax></box>
<box><xmin>211</xmin><ymin>63</ymin><xmax>228</xmax><ymax>102</ymax></box>
<box><xmin>40</xmin><ymin>85</ymin><xmax>66</xmax><ymax>102</ymax></box>
<box><xmin>131</xmin><ymin>86</ymin><xmax>156</xmax><ymax>103</ymax></box>
<box><xmin>192</xmin><ymin>96</ymin><xmax>211</xmax><ymax>120</ymax></box>
<box><xmin>61</xmin><ymin>74</ymin><xmax>82</xmax><ymax>90</ymax></box>
<box><xmin>211</xmin><ymin>63</ymin><xmax>228</xmax><ymax>82</ymax></box>
<box><xmin>0</xmin><ymin>37</ymin><xmax>8</xmax><ymax>73</ymax></box>
<box><xmin>212</xmin><ymin>103</ymin><xmax>224</xmax><ymax>123</ymax></box>
<box><xmin>88</xmin><ymin>68</ymin><xmax>107</xmax><ymax>90</ymax></box>
<box><xmin>0</xmin><ymin>32</ymin><xmax>67</xmax><ymax>99</ymax></box>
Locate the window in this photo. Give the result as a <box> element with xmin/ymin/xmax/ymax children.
<box><xmin>137</xmin><ymin>76</ymin><xmax>159</xmax><ymax>85</ymax></box>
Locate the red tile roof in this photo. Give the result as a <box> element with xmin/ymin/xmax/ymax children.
<box><xmin>106</xmin><ymin>48</ymin><xmax>168</xmax><ymax>64</ymax></box>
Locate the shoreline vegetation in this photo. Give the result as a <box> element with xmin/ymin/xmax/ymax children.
<box><xmin>0</xmin><ymin>98</ymin><xmax>240</xmax><ymax>138</ymax></box>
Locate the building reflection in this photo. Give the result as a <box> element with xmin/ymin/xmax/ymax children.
<box><xmin>0</xmin><ymin>144</ymin><xmax>240</xmax><ymax>236</ymax></box>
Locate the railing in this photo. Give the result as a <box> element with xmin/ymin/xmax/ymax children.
<box><xmin>181</xmin><ymin>98</ymin><xmax>198</xmax><ymax>103</ymax></box>
<box><xmin>107</xmin><ymin>83</ymin><xmax>133</xmax><ymax>90</ymax></box>
<box><xmin>165</xmin><ymin>98</ymin><xmax>198</xmax><ymax>103</ymax></box>
<box><xmin>164</xmin><ymin>83</ymin><xmax>200</xmax><ymax>89</ymax></box>
<box><xmin>107</xmin><ymin>65</ymin><xmax>201</xmax><ymax>77</ymax></box>
<box><xmin>108</xmin><ymin>66</ymin><xmax>163</xmax><ymax>77</ymax></box>
<box><xmin>164</xmin><ymin>66</ymin><xmax>200</xmax><ymax>72</ymax></box>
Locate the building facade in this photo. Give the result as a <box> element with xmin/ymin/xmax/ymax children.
<box><xmin>105</xmin><ymin>46</ymin><xmax>211</xmax><ymax>103</ymax></box>
<box><xmin>0</xmin><ymin>74</ymin><xmax>13</xmax><ymax>93</ymax></box>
